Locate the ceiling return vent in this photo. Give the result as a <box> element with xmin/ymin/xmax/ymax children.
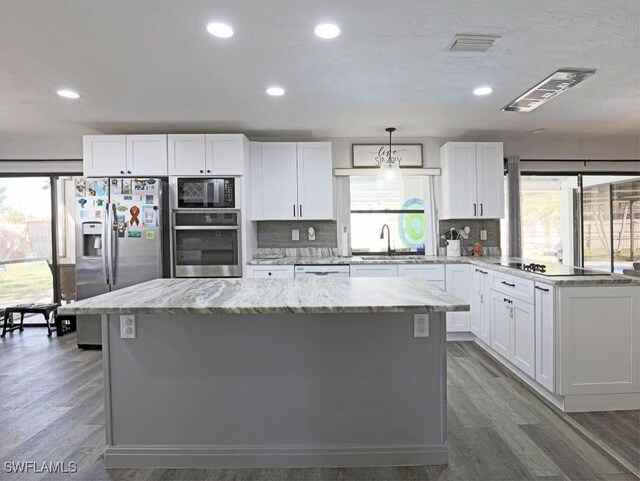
<box><xmin>502</xmin><ymin>68</ymin><xmax>596</xmax><ymax>112</ymax></box>
<box><xmin>448</xmin><ymin>34</ymin><xmax>501</xmax><ymax>52</ymax></box>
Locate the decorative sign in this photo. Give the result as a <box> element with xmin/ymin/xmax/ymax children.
<box><xmin>352</xmin><ymin>143</ymin><xmax>423</xmax><ymax>168</ymax></box>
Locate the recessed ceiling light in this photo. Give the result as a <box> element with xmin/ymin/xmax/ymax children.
<box><xmin>314</xmin><ymin>23</ymin><xmax>341</xmax><ymax>39</ymax></box>
<box><xmin>266</xmin><ymin>86</ymin><xmax>285</xmax><ymax>96</ymax></box>
<box><xmin>56</xmin><ymin>89</ymin><xmax>80</xmax><ymax>99</ymax></box>
<box><xmin>473</xmin><ymin>86</ymin><xmax>493</xmax><ymax>96</ymax></box>
<box><xmin>207</xmin><ymin>22</ymin><xmax>234</xmax><ymax>38</ymax></box>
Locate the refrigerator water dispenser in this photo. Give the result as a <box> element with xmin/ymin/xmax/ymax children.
<box><xmin>82</xmin><ymin>222</ymin><xmax>102</xmax><ymax>257</ymax></box>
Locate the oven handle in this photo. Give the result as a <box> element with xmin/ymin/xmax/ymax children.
<box><xmin>172</xmin><ymin>226</ymin><xmax>240</xmax><ymax>231</ymax></box>
<box><xmin>172</xmin><ymin>208</ymin><xmax>241</xmax><ymax>214</ymax></box>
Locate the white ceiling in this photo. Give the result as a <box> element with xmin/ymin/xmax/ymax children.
<box><xmin>0</xmin><ymin>0</ymin><xmax>638</xmax><ymax>151</ymax></box>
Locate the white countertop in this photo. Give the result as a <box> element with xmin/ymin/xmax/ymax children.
<box><xmin>248</xmin><ymin>255</ymin><xmax>640</xmax><ymax>286</ymax></box>
<box><xmin>58</xmin><ymin>277</ymin><xmax>471</xmax><ymax>315</ymax></box>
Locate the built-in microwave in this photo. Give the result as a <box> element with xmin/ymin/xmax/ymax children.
<box><xmin>170</xmin><ymin>177</ymin><xmax>235</xmax><ymax>209</ymax></box>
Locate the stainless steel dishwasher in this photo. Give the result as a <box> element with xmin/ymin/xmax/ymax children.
<box><xmin>294</xmin><ymin>265</ymin><xmax>351</xmax><ymax>278</ymax></box>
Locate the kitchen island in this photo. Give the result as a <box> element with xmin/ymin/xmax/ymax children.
<box><xmin>59</xmin><ymin>277</ymin><xmax>469</xmax><ymax>469</ymax></box>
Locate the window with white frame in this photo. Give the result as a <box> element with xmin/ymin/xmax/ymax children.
<box><xmin>350</xmin><ymin>176</ymin><xmax>429</xmax><ymax>254</ymax></box>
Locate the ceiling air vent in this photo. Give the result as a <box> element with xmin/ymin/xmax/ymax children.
<box><xmin>502</xmin><ymin>68</ymin><xmax>596</xmax><ymax>112</ymax></box>
<box><xmin>448</xmin><ymin>34</ymin><xmax>501</xmax><ymax>52</ymax></box>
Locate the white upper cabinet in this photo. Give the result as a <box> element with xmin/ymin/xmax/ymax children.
<box><xmin>84</xmin><ymin>134</ymin><xmax>167</xmax><ymax>177</ymax></box>
<box><xmin>168</xmin><ymin>134</ymin><xmax>248</xmax><ymax>176</ymax></box>
<box><xmin>296</xmin><ymin>142</ymin><xmax>334</xmax><ymax>220</ymax></box>
<box><xmin>255</xmin><ymin>141</ymin><xmax>334</xmax><ymax>220</ymax></box>
<box><xmin>205</xmin><ymin>134</ymin><xmax>248</xmax><ymax>176</ymax></box>
<box><xmin>261</xmin><ymin>143</ymin><xmax>299</xmax><ymax>220</ymax></box>
<box><xmin>83</xmin><ymin>135</ymin><xmax>127</xmax><ymax>177</ymax></box>
<box><xmin>167</xmin><ymin>134</ymin><xmax>206</xmax><ymax>175</ymax></box>
<box><xmin>125</xmin><ymin>135</ymin><xmax>168</xmax><ymax>176</ymax></box>
<box><xmin>440</xmin><ymin>143</ymin><xmax>476</xmax><ymax>219</ymax></box>
<box><xmin>475</xmin><ymin>142</ymin><xmax>505</xmax><ymax>218</ymax></box>
<box><xmin>440</xmin><ymin>141</ymin><xmax>504</xmax><ymax>219</ymax></box>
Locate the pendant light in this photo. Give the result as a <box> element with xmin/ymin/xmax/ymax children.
<box><xmin>379</xmin><ymin>127</ymin><xmax>400</xmax><ymax>180</ymax></box>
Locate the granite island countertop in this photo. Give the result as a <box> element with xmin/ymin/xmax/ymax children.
<box><xmin>58</xmin><ymin>277</ymin><xmax>470</xmax><ymax>316</ymax></box>
<box><xmin>248</xmin><ymin>255</ymin><xmax>640</xmax><ymax>286</ymax></box>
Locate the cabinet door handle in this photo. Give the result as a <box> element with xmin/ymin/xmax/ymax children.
<box><xmin>127</xmin><ymin>170</ymin><xmax>131</xmax><ymax>174</ymax></box>
<box><xmin>480</xmin><ymin>203</ymin><xmax>484</xmax><ymax>216</ymax></box>
<box><xmin>479</xmin><ymin>269</ymin><xmax>488</xmax><ymax>275</ymax></box>
<box><xmin>473</xmin><ymin>203</ymin><xmax>477</xmax><ymax>216</ymax></box>
<box><xmin>501</xmin><ymin>281</ymin><xmax>516</xmax><ymax>287</ymax></box>
<box><xmin>199</xmin><ymin>170</ymin><xmax>204</xmax><ymax>174</ymax></box>
<box><xmin>206</xmin><ymin>170</ymin><xmax>211</xmax><ymax>173</ymax></box>
<box><xmin>120</xmin><ymin>170</ymin><xmax>125</xmax><ymax>175</ymax></box>
<box><xmin>535</xmin><ymin>286</ymin><xmax>550</xmax><ymax>292</ymax></box>
<box><xmin>299</xmin><ymin>204</ymin><xmax>303</xmax><ymax>217</ymax></box>
<box><xmin>293</xmin><ymin>204</ymin><xmax>296</xmax><ymax>217</ymax></box>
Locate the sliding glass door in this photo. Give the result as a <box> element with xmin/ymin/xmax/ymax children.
<box><xmin>0</xmin><ymin>177</ymin><xmax>54</xmax><ymax>313</ymax></box>
<box><xmin>510</xmin><ymin>173</ymin><xmax>639</xmax><ymax>273</ymax></box>
<box><xmin>520</xmin><ymin>175</ymin><xmax>579</xmax><ymax>265</ymax></box>
<box><xmin>583</xmin><ymin>176</ymin><xmax>640</xmax><ymax>273</ymax></box>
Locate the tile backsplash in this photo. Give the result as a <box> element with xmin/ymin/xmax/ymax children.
<box><xmin>438</xmin><ymin>219</ymin><xmax>501</xmax><ymax>254</ymax></box>
<box><xmin>257</xmin><ymin>221</ymin><xmax>338</xmax><ymax>249</ymax></box>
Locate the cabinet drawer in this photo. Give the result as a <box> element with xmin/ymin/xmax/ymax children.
<box><xmin>397</xmin><ymin>264</ymin><xmax>444</xmax><ymax>280</ymax></box>
<box><xmin>350</xmin><ymin>265</ymin><xmax>398</xmax><ymax>277</ymax></box>
<box><xmin>246</xmin><ymin>265</ymin><xmax>294</xmax><ymax>278</ymax></box>
<box><xmin>491</xmin><ymin>271</ymin><xmax>534</xmax><ymax>304</ymax></box>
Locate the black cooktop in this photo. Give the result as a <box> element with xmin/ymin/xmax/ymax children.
<box><xmin>495</xmin><ymin>262</ymin><xmax>610</xmax><ymax>276</ymax></box>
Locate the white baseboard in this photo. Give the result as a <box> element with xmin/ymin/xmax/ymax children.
<box><xmin>563</xmin><ymin>393</ymin><xmax>640</xmax><ymax>413</ymax></box>
<box><xmin>104</xmin><ymin>443</ymin><xmax>449</xmax><ymax>469</ymax></box>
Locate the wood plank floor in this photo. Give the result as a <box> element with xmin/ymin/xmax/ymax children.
<box><xmin>568</xmin><ymin>409</ymin><xmax>640</xmax><ymax>477</ymax></box>
<box><xmin>1</xmin><ymin>328</ymin><xmax>637</xmax><ymax>481</ymax></box>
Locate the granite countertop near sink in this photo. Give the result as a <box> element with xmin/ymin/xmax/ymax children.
<box><xmin>58</xmin><ymin>277</ymin><xmax>471</xmax><ymax>316</ymax></box>
<box><xmin>247</xmin><ymin>255</ymin><xmax>469</xmax><ymax>265</ymax></box>
<box><xmin>248</xmin><ymin>255</ymin><xmax>640</xmax><ymax>286</ymax></box>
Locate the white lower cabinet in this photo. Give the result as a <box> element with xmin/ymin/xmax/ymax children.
<box><xmin>510</xmin><ymin>297</ymin><xmax>535</xmax><ymax>378</ymax></box>
<box><xmin>534</xmin><ymin>282</ymin><xmax>555</xmax><ymax>392</ymax></box>
<box><xmin>445</xmin><ymin>264</ymin><xmax>472</xmax><ymax>332</ymax></box>
<box><xmin>489</xmin><ymin>288</ymin><xmax>535</xmax><ymax>378</ymax></box>
<box><xmin>350</xmin><ymin>264</ymin><xmax>398</xmax><ymax>277</ymax></box>
<box><xmin>246</xmin><ymin>265</ymin><xmax>294</xmax><ymax>278</ymax></box>
<box><xmin>471</xmin><ymin>267</ymin><xmax>491</xmax><ymax>344</ymax></box>
<box><xmin>490</xmin><ymin>290</ymin><xmax>511</xmax><ymax>359</ymax></box>
<box><xmin>397</xmin><ymin>264</ymin><xmax>444</xmax><ymax>280</ymax></box>
<box><xmin>397</xmin><ymin>264</ymin><xmax>446</xmax><ymax>290</ymax></box>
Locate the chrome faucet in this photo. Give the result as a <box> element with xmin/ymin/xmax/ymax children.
<box><xmin>379</xmin><ymin>224</ymin><xmax>394</xmax><ymax>256</ymax></box>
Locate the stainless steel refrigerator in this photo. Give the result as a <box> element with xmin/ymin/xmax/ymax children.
<box><xmin>75</xmin><ymin>177</ymin><xmax>167</xmax><ymax>347</ymax></box>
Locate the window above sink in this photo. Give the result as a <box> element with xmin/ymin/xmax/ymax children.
<box><xmin>350</xmin><ymin>176</ymin><xmax>428</xmax><ymax>255</ymax></box>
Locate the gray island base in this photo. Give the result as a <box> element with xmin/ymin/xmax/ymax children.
<box><xmin>59</xmin><ymin>278</ymin><xmax>470</xmax><ymax>469</ymax></box>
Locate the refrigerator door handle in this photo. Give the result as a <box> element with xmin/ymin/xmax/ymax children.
<box><xmin>110</xmin><ymin>202</ymin><xmax>118</xmax><ymax>285</ymax></box>
<box><xmin>102</xmin><ymin>202</ymin><xmax>110</xmax><ymax>285</ymax></box>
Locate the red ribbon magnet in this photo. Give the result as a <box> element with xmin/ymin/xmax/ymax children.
<box><xmin>130</xmin><ymin>206</ymin><xmax>140</xmax><ymax>226</ymax></box>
